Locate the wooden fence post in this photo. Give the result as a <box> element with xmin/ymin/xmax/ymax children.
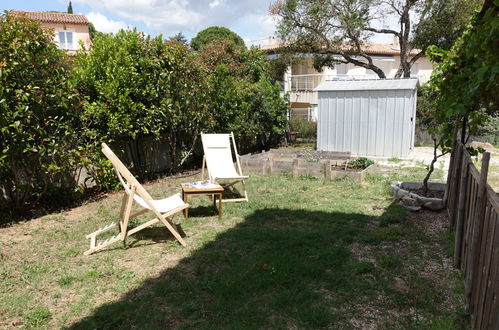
<box><xmin>324</xmin><ymin>160</ymin><xmax>332</xmax><ymax>180</ymax></box>
<box><xmin>292</xmin><ymin>159</ymin><xmax>299</xmax><ymax>177</ymax></box>
<box><xmin>265</xmin><ymin>157</ymin><xmax>273</xmax><ymax>175</ymax></box>
<box><xmin>465</xmin><ymin>151</ymin><xmax>490</xmax><ymax>314</ymax></box>
<box><xmin>454</xmin><ymin>144</ymin><xmax>469</xmax><ymax>268</ymax></box>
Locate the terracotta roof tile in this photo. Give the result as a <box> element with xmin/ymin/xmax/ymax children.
<box><xmin>10</xmin><ymin>10</ymin><xmax>89</xmax><ymax>25</ymax></box>
<box><xmin>261</xmin><ymin>40</ymin><xmax>420</xmax><ymax>56</ymax></box>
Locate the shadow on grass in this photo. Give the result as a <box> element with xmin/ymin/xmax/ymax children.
<box><xmin>70</xmin><ymin>204</ymin><xmax>411</xmax><ymax>329</ymax></box>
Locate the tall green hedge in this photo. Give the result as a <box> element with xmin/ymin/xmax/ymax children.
<box><xmin>0</xmin><ymin>12</ymin><xmax>81</xmax><ymax>213</ymax></box>
<box><xmin>0</xmin><ymin>16</ymin><xmax>288</xmax><ymax>215</ymax></box>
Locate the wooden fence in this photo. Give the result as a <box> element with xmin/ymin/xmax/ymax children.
<box><xmin>446</xmin><ymin>141</ymin><xmax>499</xmax><ymax>329</ymax></box>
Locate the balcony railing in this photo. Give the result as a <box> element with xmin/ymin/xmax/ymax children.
<box><xmin>290</xmin><ymin>107</ymin><xmax>318</xmax><ymax>122</ymax></box>
<box><xmin>287</xmin><ymin>74</ymin><xmax>378</xmax><ymax>91</ymax></box>
<box><xmin>287</xmin><ymin>73</ymin><xmax>428</xmax><ymax>92</ymax></box>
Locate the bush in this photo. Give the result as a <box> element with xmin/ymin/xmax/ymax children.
<box><xmin>198</xmin><ymin>41</ymin><xmax>288</xmax><ymax>153</ymax></box>
<box><xmin>348</xmin><ymin>157</ymin><xmax>374</xmax><ymax>169</ymax></box>
<box><xmin>73</xmin><ymin>30</ymin><xmax>210</xmax><ymax>182</ymax></box>
<box><xmin>0</xmin><ymin>20</ymin><xmax>288</xmax><ymax>213</ymax></box>
<box><xmin>190</xmin><ymin>26</ymin><xmax>245</xmax><ymax>51</ymax></box>
<box><xmin>0</xmin><ymin>12</ymin><xmax>80</xmax><ymax>213</ymax></box>
<box><xmin>290</xmin><ymin>117</ymin><xmax>317</xmax><ymax>139</ymax></box>
<box><xmin>474</xmin><ymin>115</ymin><xmax>499</xmax><ymax>146</ymax></box>
<box><xmin>74</xmin><ymin>34</ymin><xmax>287</xmax><ymax>188</ymax></box>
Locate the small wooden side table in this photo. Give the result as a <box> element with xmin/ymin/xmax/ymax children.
<box><xmin>180</xmin><ymin>183</ymin><xmax>224</xmax><ymax>220</ymax></box>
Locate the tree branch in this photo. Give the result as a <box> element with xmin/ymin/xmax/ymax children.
<box><xmin>408</xmin><ymin>51</ymin><xmax>424</xmax><ymax>66</ymax></box>
<box><xmin>364</xmin><ymin>27</ymin><xmax>399</xmax><ymax>35</ymax></box>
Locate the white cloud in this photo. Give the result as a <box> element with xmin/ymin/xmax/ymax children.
<box><xmin>209</xmin><ymin>0</ymin><xmax>220</xmax><ymax>9</ymax></box>
<box><xmin>234</xmin><ymin>13</ymin><xmax>278</xmax><ymax>47</ymax></box>
<box><xmin>86</xmin><ymin>12</ymin><xmax>128</xmax><ymax>33</ymax></box>
<box><xmin>74</xmin><ymin>0</ymin><xmax>278</xmax><ymax>39</ymax></box>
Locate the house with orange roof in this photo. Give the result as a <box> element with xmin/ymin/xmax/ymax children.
<box><xmin>261</xmin><ymin>37</ymin><xmax>433</xmax><ymax>121</ymax></box>
<box><xmin>11</xmin><ymin>10</ymin><xmax>92</xmax><ymax>55</ymax></box>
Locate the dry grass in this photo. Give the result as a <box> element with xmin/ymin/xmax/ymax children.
<box><xmin>0</xmin><ymin>168</ymin><xmax>467</xmax><ymax>329</ymax></box>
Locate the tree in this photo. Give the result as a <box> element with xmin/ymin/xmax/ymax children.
<box><xmin>0</xmin><ymin>12</ymin><xmax>79</xmax><ymax>213</ymax></box>
<box><xmin>87</xmin><ymin>22</ymin><xmax>101</xmax><ymax>41</ymax></box>
<box><xmin>271</xmin><ymin>0</ymin><xmax>482</xmax><ymax>78</ymax></box>
<box><xmin>67</xmin><ymin>1</ymin><xmax>73</xmax><ymax>14</ymax></box>
<box><xmin>197</xmin><ymin>41</ymin><xmax>288</xmax><ymax>151</ymax></box>
<box><xmin>73</xmin><ymin>30</ymin><xmax>211</xmax><ymax>180</ymax></box>
<box><xmin>169</xmin><ymin>32</ymin><xmax>188</xmax><ymax>44</ymax></box>
<box><xmin>190</xmin><ymin>26</ymin><xmax>245</xmax><ymax>51</ymax></box>
<box><xmin>421</xmin><ymin>0</ymin><xmax>498</xmax><ymax>190</ymax></box>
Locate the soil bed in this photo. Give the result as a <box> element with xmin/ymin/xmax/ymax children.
<box><xmin>331</xmin><ymin>165</ymin><xmax>365</xmax><ymax>172</ymax></box>
<box><xmin>407</xmin><ymin>188</ymin><xmax>445</xmax><ymax>199</ymax></box>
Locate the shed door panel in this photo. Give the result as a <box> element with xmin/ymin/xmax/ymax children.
<box><xmin>317</xmin><ymin>89</ymin><xmax>414</xmax><ymax>157</ymax></box>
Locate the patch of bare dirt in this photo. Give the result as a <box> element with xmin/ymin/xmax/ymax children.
<box><xmin>331</xmin><ymin>165</ymin><xmax>364</xmax><ymax>172</ymax></box>
<box><xmin>407</xmin><ymin>188</ymin><xmax>444</xmax><ymax>199</ymax></box>
<box><xmin>346</xmin><ymin>208</ymin><xmax>464</xmax><ymax>328</ymax></box>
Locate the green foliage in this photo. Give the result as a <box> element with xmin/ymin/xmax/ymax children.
<box><xmin>290</xmin><ymin>116</ymin><xmax>316</xmax><ymax>139</ymax></box>
<box><xmin>269</xmin><ymin>55</ymin><xmax>292</xmax><ymax>85</ymax></box>
<box><xmin>0</xmin><ymin>17</ymin><xmax>287</xmax><ymax>213</ymax></box>
<box><xmin>24</xmin><ymin>306</ymin><xmax>52</xmax><ymax>327</ymax></box>
<box><xmin>87</xmin><ymin>22</ymin><xmax>105</xmax><ymax>41</ymax></box>
<box><xmin>73</xmin><ymin>33</ymin><xmax>287</xmax><ymax>187</ymax></box>
<box><xmin>423</xmin><ymin>2</ymin><xmax>498</xmax><ymax>151</ymax></box>
<box><xmin>67</xmin><ymin>1</ymin><xmax>73</xmax><ymax>14</ymax></box>
<box><xmin>190</xmin><ymin>26</ymin><xmax>245</xmax><ymax>51</ymax></box>
<box><xmin>73</xmin><ymin>30</ymin><xmax>210</xmax><ymax>178</ymax></box>
<box><xmin>168</xmin><ymin>32</ymin><xmax>188</xmax><ymax>44</ymax></box>
<box><xmin>474</xmin><ymin>115</ymin><xmax>499</xmax><ymax>146</ymax></box>
<box><xmin>198</xmin><ymin>41</ymin><xmax>288</xmax><ymax>153</ymax></box>
<box><xmin>347</xmin><ymin>157</ymin><xmax>374</xmax><ymax>169</ymax></box>
<box><xmin>0</xmin><ymin>12</ymin><xmax>80</xmax><ymax>213</ymax></box>
<box><xmin>412</xmin><ymin>0</ymin><xmax>483</xmax><ymax>51</ymax></box>
<box><xmin>420</xmin><ymin>1</ymin><xmax>498</xmax><ymax>186</ymax></box>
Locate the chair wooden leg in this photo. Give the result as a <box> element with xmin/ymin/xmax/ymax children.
<box><xmin>219</xmin><ymin>180</ymin><xmax>248</xmax><ymax>203</ymax></box>
<box><xmin>120</xmin><ymin>189</ymin><xmax>135</xmax><ymax>240</ymax></box>
<box><xmin>201</xmin><ymin>156</ymin><xmax>206</xmax><ymax>180</ymax></box>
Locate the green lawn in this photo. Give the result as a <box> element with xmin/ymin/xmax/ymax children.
<box><xmin>0</xmin><ymin>167</ymin><xmax>467</xmax><ymax>329</ymax></box>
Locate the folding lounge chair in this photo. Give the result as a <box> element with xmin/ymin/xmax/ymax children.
<box><xmin>84</xmin><ymin>143</ymin><xmax>188</xmax><ymax>255</ymax></box>
<box><xmin>201</xmin><ymin>132</ymin><xmax>249</xmax><ymax>202</ymax></box>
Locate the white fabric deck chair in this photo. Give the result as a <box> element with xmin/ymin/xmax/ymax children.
<box><xmin>84</xmin><ymin>143</ymin><xmax>188</xmax><ymax>255</ymax></box>
<box><xmin>201</xmin><ymin>132</ymin><xmax>249</xmax><ymax>202</ymax></box>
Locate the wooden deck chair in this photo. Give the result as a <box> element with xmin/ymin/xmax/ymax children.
<box><xmin>84</xmin><ymin>143</ymin><xmax>188</xmax><ymax>255</ymax></box>
<box><xmin>201</xmin><ymin>132</ymin><xmax>249</xmax><ymax>202</ymax></box>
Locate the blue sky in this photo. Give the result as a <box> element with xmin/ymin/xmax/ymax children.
<box><xmin>2</xmin><ymin>0</ymin><xmax>277</xmax><ymax>45</ymax></box>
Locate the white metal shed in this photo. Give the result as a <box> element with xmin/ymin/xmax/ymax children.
<box><xmin>315</xmin><ymin>78</ymin><xmax>418</xmax><ymax>158</ymax></box>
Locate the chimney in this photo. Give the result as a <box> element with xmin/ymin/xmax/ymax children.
<box><xmin>268</xmin><ymin>36</ymin><xmax>276</xmax><ymax>46</ymax></box>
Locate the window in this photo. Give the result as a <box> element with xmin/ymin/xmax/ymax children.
<box><xmin>58</xmin><ymin>31</ymin><xmax>74</xmax><ymax>50</ymax></box>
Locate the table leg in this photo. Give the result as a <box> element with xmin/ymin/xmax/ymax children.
<box><xmin>218</xmin><ymin>192</ymin><xmax>222</xmax><ymax>219</ymax></box>
<box><xmin>183</xmin><ymin>193</ymin><xmax>188</xmax><ymax>221</ymax></box>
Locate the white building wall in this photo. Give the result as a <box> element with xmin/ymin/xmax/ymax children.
<box><xmin>41</xmin><ymin>22</ymin><xmax>92</xmax><ymax>54</ymax></box>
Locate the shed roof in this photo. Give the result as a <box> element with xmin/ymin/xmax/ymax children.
<box><xmin>315</xmin><ymin>78</ymin><xmax>418</xmax><ymax>91</ymax></box>
<box><xmin>10</xmin><ymin>10</ymin><xmax>89</xmax><ymax>25</ymax></box>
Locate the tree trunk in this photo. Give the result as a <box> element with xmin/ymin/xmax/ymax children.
<box><xmin>460</xmin><ymin>116</ymin><xmax>468</xmax><ymax>143</ymax></box>
<box><xmin>479</xmin><ymin>0</ymin><xmax>495</xmax><ymax>17</ymax></box>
